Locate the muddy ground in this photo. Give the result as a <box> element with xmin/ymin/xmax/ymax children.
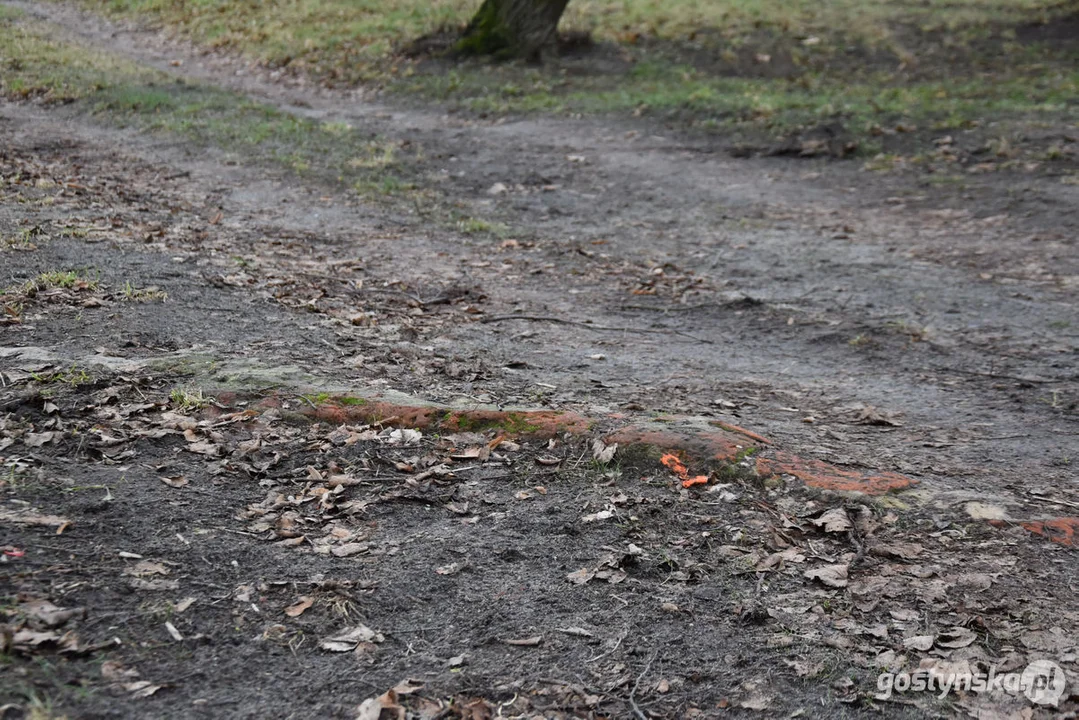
<box><xmin>1</xmin><ymin>3</ymin><xmax>1077</xmax><ymax>719</ymax></box>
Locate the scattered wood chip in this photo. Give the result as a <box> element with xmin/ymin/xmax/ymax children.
<box><xmin>164</xmin><ymin>622</ymin><xmax>183</xmax><ymax>642</ymax></box>
<box><xmin>504</xmin><ymin>636</ymin><xmax>542</xmax><ymax>647</ymax></box>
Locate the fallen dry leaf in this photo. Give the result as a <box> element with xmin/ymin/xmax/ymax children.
<box><xmin>284</xmin><ymin>596</ymin><xmax>314</xmax><ymax>618</ymax></box>
<box><xmin>174</xmin><ymin>597</ymin><xmax>196</xmax><ymax>613</ymax></box>
<box><xmin>435</xmin><ymin>562</ymin><xmax>466</xmax><ymax>576</ymax></box>
<box><xmin>123</xmin><ymin>560</ymin><xmax>170</xmax><ymax>577</ymax></box>
<box><xmin>738</xmin><ymin>691</ymin><xmax>774</xmax><ymax>710</ymax></box>
<box><xmin>853</xmin><ymin>405</ymin><xmax>902</xmax><ymax>426</ymax></box>
<box><xmin>101</xmin><ymin>660</ymin><xmax>140</xmax><ymax>682</ymax></box>
<box><xmin>20</xmin><ymin>599</ymin><xmax>83</xmax><ymax>629</ymax></box>
<box><xmin>320</xmin><ymin>624</ymin><xmax>385</xmax><ymax>652</ymax></box>
<box><xmin>160</xmin><ymin>475</ymin><xmax>189</xmax><ymax>488</ymax></box>
<box><xmin>935</xmin><ymin>626</ymin><xmax>977</xmax><ymax>649</ymax></box>
<box><xmin>592</xmin><ymin>439</ymin><xmax>617</xmax><ymax>464</ymax></box>
<box><xmin>185</xmin><ymin>441</ymin><xmax>222</xmax><ymax>457</ymax></box>
<box><xmin>783</xmin><ymin>658</ymin><xmax>824</xmax><ymax>677</ymax></box>
<box><xmin>581</xmin><ymin>509</ymin><xmax>613</xmax><ymax>523</ymax></box>
<box><xmin>124</xmin><ymin>680</ymin><xmax>162</xmax><ymax>699</ymax></box>
<box><xmin>811</xmin><ymin>508</ymin><xmax>852</xmax><ymax>533</ymax></box>
<box><xmin>127</xmin><ymin>578</ymin><xmax>179</xmax><ymax>592</ymax></box>
<box><xmin>331</xmin><ymin>542</ymin><xmax>370</xmax><ymax>558</ymax></box>
<box><xmin>12</xmin><ymin>629</ymin><xmax>62</xmax><ymax>648</ymax></box>
<box><xmin>804</xmin><ymin>564</ymin><xmax>849</xmax><ymax>588</ymax></box>
<box><xmin>903</xmin><ymin>635</ymin><xmax>935</xmax><ymax>651</ymax></box>
<box><xmin>567</xmin><ymin>568</ymin><xmax>595</xmax><ymax>584</ymax></box>
<box><xmin>872</xmin><ymin>541</ymin><xmax>923</xmax><ymax>560</ymax></box>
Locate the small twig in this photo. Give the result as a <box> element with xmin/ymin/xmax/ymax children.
<box><xmin>211</xmin><ymin>526</ymin><xmax>262</xmax><ymax>537</ymax></box>
<box><xmin>480</xmin><ymin>314</ymin><xmax>713</xmax><ymax>344</ymax></box>
<box><xmin>317</xmin><ymin>337</ymin><xmax>346</xmax><ymax>355</ymax></box>
<box><xmin>80</xmin><ymin>608</ymin><xmax>163</xmax><ymax>631</ymax></box>
<box><xmin>586</xmin><ymin>627</ymin><xmax>627</xmax><ymax>663</ymax></box>
<box><xmin>1032</xmin><ymin>496</ymin><xmax>1079</xmax><ymax>511</ymax></box>
<box><xmin>629</xmin><ymin>651</ymin><xmax>658</xmax><ymax>720</ymax></box>
<box><xmin>928</xmin><ymin>367</ymin><xmax>1057</xmax><ymax>384</ymax></box>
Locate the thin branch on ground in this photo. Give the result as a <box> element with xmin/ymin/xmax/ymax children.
<box><xmin>928</xmin><ymin>367</ymin><xmax>1056</xmax><ymax>384</ymax></box>
<box><xmin>629</xmin><ymin>650</ymin><xmax>658</xmax><ymax>720</ymax></box>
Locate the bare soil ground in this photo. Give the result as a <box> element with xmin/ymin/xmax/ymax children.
<box><xmin>1</xmin><ymin>3</ymin><xmax>1077</xmax><ymax>719</ymax></box>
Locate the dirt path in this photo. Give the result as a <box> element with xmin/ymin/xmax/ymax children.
<box><xmin>14</xmin><ymin>0</ymin><xmax>1079</xmax><ymax>499</ymax></box>
<box><xmin>2</xmin><ymin>3</ymin><xmax>1077</xmax><ymax>719</ymax></box>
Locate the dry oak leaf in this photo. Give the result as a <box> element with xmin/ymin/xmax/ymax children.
<box><xmin>903</xmin><ymin>635</ymin><xmax>935</xmax><ymax>651</ymax></box>
<box><xmin>811</xmin><ymin>508</ymin><xmax>852</xmax><ymax>533</ymax></box>
<box><xmin>803</xmin><ymin>564</ymin><xmax>849</xmax><ymax>588</ymax></box>
<box><xmin>935</xmin><ymin>626</ymin><xmax>977</xmax><ymax>649</ymax></box>
<box><xmin>320</xmin><ymin>624</ymin><xmax>384</xmax><ymax>652</ymax></box>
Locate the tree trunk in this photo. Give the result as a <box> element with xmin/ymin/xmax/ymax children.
<box><xmin>457</xmin><ymin>0</ymin><xmax>571</xmax><ymax>59</ymax></box>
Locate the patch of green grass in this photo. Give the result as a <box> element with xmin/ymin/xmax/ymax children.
<box><xmin>0</xmin><ymin>16</ymin><xmax>425</xmax><ymax>199</ymax></box>
<box><xmin>347</xmin><ymin>140</ymin><xmax>399</xmax><ymax>169</ymax></box>
<box><xmin>120</xmin><ymin>281</ymin><xmax>168</xmax><ymax>302</ymax></box>
<box><xmin>448</xmin><ymin>412</ymin><xmax>538</xmax><ymax>433</ymax></box>
<box><xmin>24</xmin><ymin>692</ymin><xmax>69</xmax><ymax>720</ymax></box>
<box><xmin>0</xmin><ymin>14</ymin><xmax>154</xmax><ymax>101</ymax></box>
<box><xmin>411</xmin><ymin>56</ymin><xmax>1078</xmax><ymax>153</ymax></box>
<box><xmin>848</xmin><ymin>334</ymin><xmax>872</xmax><ymax>347</ymax></box>
<box><xmin>1</xmin><ymin>228</ymin><xmax>42</xmax><ymax>250</ymax></box>
<box><xmin>37</xmin><ymin>270</ymin><xmax>90</xmax><ymax>289</ymax></box>
<box><xmin>170</xmin><ymin>386</ymin><xmax>213</xmax><ymax>411</ymax></box>
<box><xmin>30</xmin><ymin>364</ymin><xmax>94</xmax><ymax>387</ymax></box>
<box><xmin>90</xmin><ymin>81</ymin><xmax>416</xmax><ymax>194</ymax></box>
<box><xmin>925</xmin><ymin>173</ymin><xmax>967</xmax><ymax>186</ymax></box>
<box><xmin>300</xmin><ymin>392</ymin><xmax>366</xmax><ymax>407</ymax></box>
<box><xmin>501</xmin><ymin>413</ymin><xmax>541</xmax><ymax>435</ymax></box>
<box><xmin>7</xmin><ymin>269</ymin><xmax>101</xmax><ymax>297</ymax></box>
<box><xmin>456</xmin><ymin>216</ymin><xmax>510</xmax><ymax>237</ymax></box>
<box><xmin>352</xmin><ymin>175</ymin><xmax>413</xmax><ymax>197</ymax></box>
<box><xmin>79</xmin><ymin>0</ymin><xmax>1067</xmax><ymax>76</ymax></box>
<box><xmin>74</xmin><ymin>0</ymin><xmax>1078</xmax><ymax>155</ymax></box>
